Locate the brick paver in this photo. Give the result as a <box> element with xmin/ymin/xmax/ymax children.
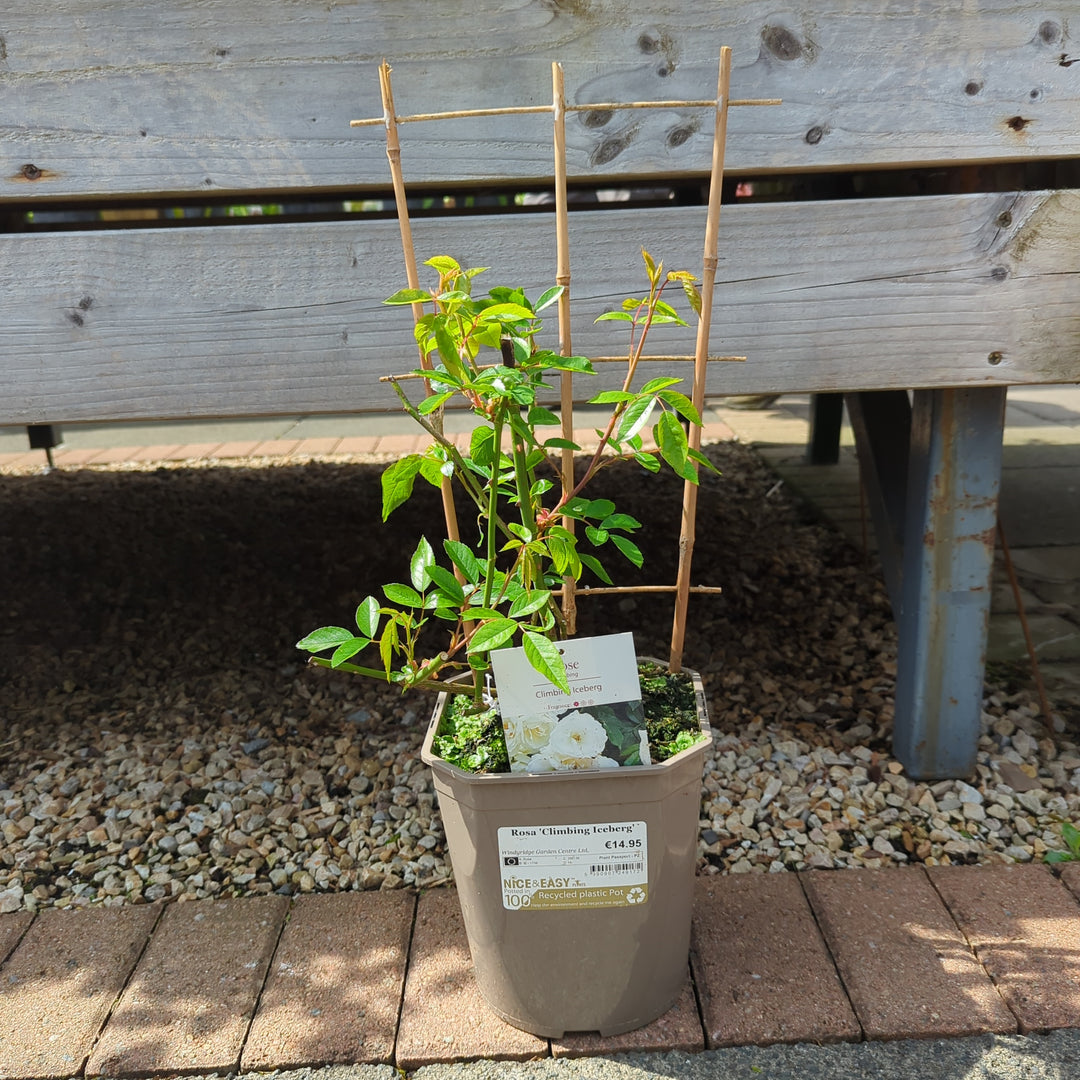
<box><xmin>551</xmin><ymin>979</ymin><xmax>703</xmax><ymax>1058</ymax></box>
<box><xmin>334</xmin><ymin>436</ymin><xmax>382</xmax><ymax>455</ymax></box>
<box><xmin>241</xmin><ymin>892</ymin><xmax>414</xmax><ymax>1070</ymax></box>
<box><xmin>0</xmin><ymin>904</ymin><xmax>159</xmax><ymax>1080</ymax></box>
<box><xmin>250</xmin><ymin>438</ymin><xmax>303</xmax><ymax>457</ymax></box>
<box><xmin>86</xmin><ymin>446</ymin><xmax>153</xmax><ymax>465</ymax></box>
<box><xmin>294</xmin><ymin>437</ymin><xmax>344</xmax><ymax>456</ymax></box>
<box><xmin>0</xmin><ymin>911</ymin><xmax>34</xmax><ymax>964</ymax></box>
<box><xmin>52</xmin><ymin>448</ymin><xmax>105</xmax><ymax>467</ymax></box>
<box><xmin>372</xmin><ymin>434</ymin><xmax>419</xmax><ymax>455</ymax></box>
<box><xmin>124</xmin><ymin>444</ymin><xmax>185</xmax><ymax>462</ymax></box>
<box><xmin>86</xmin><ymin>896</ymin><xmax>288</xmax><ymax>1076</ymax></box>
<box><xmin>929</xmin><ymin>864</ymin><xmax>1080</xmax><ymax>1032</ymax></box>
<box><xmin>158</xmin><ymin>442</ymin><xmax>223</xmax><ymax>461</ymax></box>
<box><xmin>803</xmin><ymin>867</ymin><xmax>1016</xmax><ymax>1039</ymax></box>
<box><xmin>394</xmin><ymin>888</ymin><xmax>547</xmax><ymax>1070</ymax></box>
<box><xmin>691</xmin><ymin>873</ymin><xmax>860</xmax><ymax>1048</ymax></box>
<box><xmin>214</xmin><ymin>440</ymin><xmax>264</xmax><ymax>459</ymax></box>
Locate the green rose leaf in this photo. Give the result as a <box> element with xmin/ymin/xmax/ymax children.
<box><xmin>508</xmin><ymin>590</ymin><xmax>551</xmax><ymax>618</ymax></box>
<box><xmin>296</xmin><ymin>626</ymin><xmax>354</xmax><ymax>653</ymax></box>
<box><xmin>444</xmin><ymin>539</ymin><xmax>482</xmax><ymax>584</ymax></box>
<box><xmin>381</xmin><ymin>454</ymin><xmax>423</xmax><ymax>521</ymax></box>
<box><xmin>579</xmin><ymin>553</ymin><xmax>613</xmax><ymax>585</ymax></box>
<box><xmin>589</xmin><ymin>390</ymin><xmax>636</xmax><ymax>404</ymax></box>
<box><xmin>470</xmin><ymin>426</ymin><xmax>497</xmax><ymax>468</ymax></box>
<box><xmin>410</xmin><ymin>537</ymin><xmax>436</xmax><ymax>591</ymax></box>
<box><xmin>600</xmin><ymin>513</ymin><xmax>642</xmax><ymax>532</ymax></box>
<box><xmin>354</xmin><ymin>596</ymin><xmax>380</xmax><ymax>638</ymax></box>
<box><xmin>417</xmin><ymin>390</ymin><xmax>454</xmax><ymax>416</ymax></box>
<box><xmin>383</xmin><ymin>583</ymin><xmax>425</xmax><ymax>607</ymax></box>
<box><xmin>527</xmin><ymin>406</ymin><xmax>561</xmax><ymax>426</ymax></box>
<box><xmin>656</xmin><ymin>412</ymin><xmax>697</xmax><ymax>481</ymax></box>
<box><xmin>426</xmin><ymin>564</ymin><xmax>465</xmax><ymax>604</ymax></box>
<box><xmin>657</xmin><ymin>389</ymin><xmax>702</xmax><ymax>426</ymax></box>
<box><xmin>384</xmin><ymin>288</ymin><xmax>433</xmax><ymax>306</ymax></box>
<box><xmin>468</xmin><ymin>618</ymin><xmax>519</xmax><ymax>653</ymax></box>
<box><xmin>639</xmin><ymin>376</ymin><xmax>682</xmax><ymax>395</ymax></box>
<box><xmin>522</xmin><ymin>631</ymin><xmax>570</xmax><ymax>693</ymax></box>
<box><xmin>534</xmin><ymin>285</ymin><xmax>563</xmax><ymax>311</ymax></box>
<box><xmin>424</xmin><ymin>255</ymin><xmax>462</xmax><ymax>274</ymax></box>
<box><xmin>542</xmin><ymin>353</ymin><xmax>594</xmax><ymax>373</ymax></box>
<box><xmin>330</xmin><ymin>637</ymin><xmax>369</xmax><ymax>668</ymax></box>
<box><xmin>611</xmin><ymin>534</ymin><xmax>644</xmax><ymax>568</ymax></box>
<box><xmin>617</xmin><ymin>395</ymin><xmax>656</xmax><ymax>443</ymax></box>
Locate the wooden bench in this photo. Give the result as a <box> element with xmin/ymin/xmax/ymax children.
<box><xmin>3</xmin><ymin>1</ymin><xmax>1078</xmax><ymax>778</ymax></box>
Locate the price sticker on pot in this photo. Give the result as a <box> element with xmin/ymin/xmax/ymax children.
<box><xmin>498</xmin><ymin>821</ymin><xmax>648</xmax><ymax>910</ymax></box>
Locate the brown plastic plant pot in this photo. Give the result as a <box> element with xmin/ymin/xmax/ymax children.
<box><xmin>420</xmin><ymin>663</ymin><xmax>710</xmax><ymax>1038</ymax></box>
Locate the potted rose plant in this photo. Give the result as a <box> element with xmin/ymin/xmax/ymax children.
<box><xmin>297</xmin><ymin>251</ymin><xmax>713</xmax><ymax>1037</ymax></box>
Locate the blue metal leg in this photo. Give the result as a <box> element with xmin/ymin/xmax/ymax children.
<box><xmin>846</xmin><ymin>390</ymin><xmax>912</xmax><ymax>613</ymax></box>
<box><xmin>893</xmin><ymin>387</ymin><xmax>1007</xmax><ymax>780</ymax></box>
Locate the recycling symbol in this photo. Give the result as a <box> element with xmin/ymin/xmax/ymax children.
<box><xmin>625</xmin><ymin>887</ymin><xmax>646</xmax><ymax>905</ymax></box>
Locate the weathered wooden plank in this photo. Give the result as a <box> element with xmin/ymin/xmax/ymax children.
<box><xmin>1</xmin><ymin>189</ymin><xmax>1077</xmax><ymax>425</ymax></box>
<box><xmin>3</xmin><ymin>0</ymin><xmax>1080</xmax><ymax>201</ymax></box>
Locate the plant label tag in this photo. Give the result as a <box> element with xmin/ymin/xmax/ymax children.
<box><xmin>490</xmin><ymin>632</ymin><xmax>648</xmax><ymax>772</ymax></box>
<box><xmin>498</xmin><ymin>820</ymin><xmax>648</xmax><ymax>910</ymax></box>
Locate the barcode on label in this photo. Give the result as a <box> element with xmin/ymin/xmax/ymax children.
<box><xmin>589</xmin><ymin>862</ymin><xmax>643</xmax><ymax>874</ymax></box>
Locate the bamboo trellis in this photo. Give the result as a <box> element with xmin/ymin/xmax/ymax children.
<box><xmin>352</xmin><ymin>51</ymin><xmax>779</xmax><ymax>672</ymax></box>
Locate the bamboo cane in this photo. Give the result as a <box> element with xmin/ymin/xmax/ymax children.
<box><xmin>379</xmin><ymin>355</ymin><xmax>746</xmax><ymax>381</ymax></box>
<box><xmin>350</xmin><ymin>97</ymin><xmax>780</xmax><ymax>127</ymax></box>
<box><xmin>378</xmin><ymin>60</ymin><xmax>461</xmax><ymax>547</ymax></box>
<box><xmin>669</xmin><ymin>47</ymin><xmax>733</xmax><ymax>673</ymax></box>
<box><xmin>552</xmin><ymin>62</ymin><xmax>578</xmax><ymax>635</ymax></box>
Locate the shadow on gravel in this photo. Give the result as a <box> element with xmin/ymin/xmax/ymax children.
<box><xmin>0</xmin><ymin>442</ymin><xmax>895</xmax><ymax>750</ymax></box>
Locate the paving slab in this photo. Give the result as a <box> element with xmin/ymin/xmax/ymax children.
<box><xmin>550</xmin><ymin>979</ymin><xmax>703</xmax><ymax>1059</ymax></box>
<box><xmin>0</xmin><ymin>910</ymin><xmax>34</xmax><ymax>963</ymax></box>
<box><xmin>86</xmin><ymin>895</ymin><xmax>288</xmax><ymax>1077</ymax></box>
<box><xmin>242</xmin><ymin>892</ymin><xmax>415</xmax><ymax>1071</ymax></box>
<box><xmin>690</xmin><ymin>872</ymin><xmax>860</xmax><ymax>1048</ymax></box>
<box><xmin>987</xmin><ymin>613</ymin><xmax>1080</xmax><ymax>663</ymax></box>
<box><xmin>395</xmin><ymin>888</ymin><xmax>548</xmax><ymax>1071</ymax></box>
<box><xmin>802</xmin><ymin>867</ymin><xmax>1015</xmax><ymax>1040</ymax></box>
<box><xmin>928</xmin><ymin>864</ymin><xmax>1080</xmax><ymax>1032</ymax></box>
<box><xmin>0</xmin><ymin>903</ymin><xmax>159</xmax><ymax>1080</ymax></box>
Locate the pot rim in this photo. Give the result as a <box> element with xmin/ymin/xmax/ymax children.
<box><xmin>420</xmin><ymin>656</ymin><xmax>711</xmax><ymax>783</ymax></box>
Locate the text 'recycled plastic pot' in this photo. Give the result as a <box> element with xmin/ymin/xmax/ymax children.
<box><xmin>420</xmin><ymin>665</ymin><xmax>710</xmax><ymax>1038</ymax></box>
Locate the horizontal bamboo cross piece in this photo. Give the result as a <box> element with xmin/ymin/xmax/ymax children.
<box><xmin>350</xmin><ymin>97</ymin><xmax>781</xmax><ymax>127</ymax></box>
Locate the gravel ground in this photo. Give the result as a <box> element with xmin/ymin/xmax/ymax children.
<box><xmin>1</xmin><ymin>441</ymin><xmax>1078</xmax><ymax>913</ymax></box>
